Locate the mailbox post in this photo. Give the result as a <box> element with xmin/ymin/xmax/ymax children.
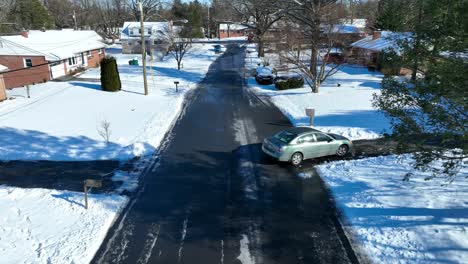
<box><xmin>174</xmin><ymin>81</ymin><xmax>180</xmax><ymax>92</ymax></box>
<box><xmin>305</xmin><ymin>107</ymin><xmax>315</xmax><ymax>126</ymax></box>
<box><xmin>84</xmin><ymin>179</ymin><xmax>102</xmax><ymax>209</ymax></box>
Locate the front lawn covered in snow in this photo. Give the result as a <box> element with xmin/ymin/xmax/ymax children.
<box><xmin>245</xmin><ymin>44</ymin><xmax>391</xmax><ymax>140</ymax></box>
<box><xmin>0</xmin><ymin>186</ymin><xmax>127</xmax><ymax>264</ymax></box>
<box><xmin>0</xmin><ymin>44</ymin><xmax>221</xmax><ymax>161</ymax></box>
<box><xmin>315</xmin><ymin>155</ymin><xmax>468</xmax><ymax>264</ymax></box>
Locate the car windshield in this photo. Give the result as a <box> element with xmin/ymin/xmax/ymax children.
<box><xmin>257</xmin><ymin>67</ymin><xmax>272</xmax><ymax>75</ymax></box>
<box><xmin>274</xmin><ymin>131</ymin><xmax>297</xmax><ymax>144</ymax></box>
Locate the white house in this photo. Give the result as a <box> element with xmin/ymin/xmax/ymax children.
<box><xmin>120</xmin><ymin>21</ymin><xmax>174</xmax><ymax>58</ymax></box>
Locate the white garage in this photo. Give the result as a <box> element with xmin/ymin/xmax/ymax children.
<box><xmin>50</xmin><ymin>61</ymin><xmax>66</xmax><ymax>79</ymax></box>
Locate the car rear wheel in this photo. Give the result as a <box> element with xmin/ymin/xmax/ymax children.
<box><xmin>290</xmin><ymin>152</ymin><xmax>303</xmax><ymax>166</ymax></box>
<box><xmin>337</xmin><ymin>144</ymin><xmax>349</xmax><ymax>157</ymax></box>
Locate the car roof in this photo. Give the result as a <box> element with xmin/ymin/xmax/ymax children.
<box><xmin>283</xmin><ymin>127</ymin><xmax>320</xmax><ymax>135</ymax></box>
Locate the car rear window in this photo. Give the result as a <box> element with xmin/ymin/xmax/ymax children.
<box><xmin>274</xmin><ymin>131</ymin><xmax>297</xmax><ymax>143</ymax></box>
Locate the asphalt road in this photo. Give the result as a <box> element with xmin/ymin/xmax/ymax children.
<box><xmin>92</xmin><ymin>45</ymin><xmax>358</xmax><ymax>264</ymax></box>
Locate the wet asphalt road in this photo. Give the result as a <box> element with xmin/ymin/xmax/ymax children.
<box><xmin>92</xmin><ymin>45</ymin><xmax>358</xmax><ymax>264</ymax></box>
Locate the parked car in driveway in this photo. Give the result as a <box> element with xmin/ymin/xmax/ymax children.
<box><xmin>255</xmin><ymin>66</ymin><xmax>275</xmax><ymax>85</ymax></box>
<box><xmin>262</xmin><ymin>127</ymin><xmax>353</xmax><ymax>165</ymax></box>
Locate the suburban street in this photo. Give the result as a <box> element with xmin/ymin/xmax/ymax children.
<box><xmin>92</xmin><ymin>45</ymin><xmax>357</xmax><ymax>264</ymax></box>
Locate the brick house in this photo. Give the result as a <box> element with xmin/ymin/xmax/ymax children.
<box><xmin>218</xmin><ymin>23</ymin><xmax>249</xmax><ymax>39</ymax></box>
<box><xmin>0</xmin><ymin>30</ymin><xmax>106</xmax><ymax>89</ymax></box>
<box><xmin>349</xmin><ymin>31</ymin><xmax>411</xmax><ymax>70</ymax></box>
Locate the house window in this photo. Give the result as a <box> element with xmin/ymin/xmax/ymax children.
<box><xmin>138</xmin><ymin>29</ymin><xmax>141</xmax><ymax>34</ymax></box>
<box><xmin>154</xmin><ymin>40</ymin><xmax>163</xmax><ymax>45</ymax></box>
<box><xmin>147</xmin><ymin>28</ymin><xmax>152</xmax><ymax>35</ymax></box>
<box><xmin>86</xmin><ymin>50</ymin><xmax>91</xmax><ymax>57</ymax></box>
<box><xmin>24</xmin><ymin>58</ymin><xmax>33</xmax><ymax>67</ymax></box>
<box><xmin>98</xmin><ymin>49</ymin><xmax>102</xmax><ymax>54</ymax></box>
<box><xmin>68</xmin><ymin>57</ymin><xmax>76</xmax><ymax>65</ymax></box>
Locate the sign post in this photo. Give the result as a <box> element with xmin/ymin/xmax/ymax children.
<box><xmin>305</xmin><ymin>107</ymin><xmax>315</xmax><ymax>126</ymax></box>
<box><xmin>84</xmin><ymin>179</ymin><xmax>102</xmax><ymax>209</ymax></box>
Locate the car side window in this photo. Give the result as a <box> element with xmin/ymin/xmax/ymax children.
<box><xmin>297</xmin><ymin>135</ymin><xmax>315</xmax><ymax>144</ymax></box>
<box><xmin>314</xmin><ymin>133</ymin><xmax>332</xmax><ymax>142</ymax></box>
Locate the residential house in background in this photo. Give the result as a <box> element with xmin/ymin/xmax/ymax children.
<box><xmin>0</xmin><ymin>30</ymin><xmax>106</xmax><ymax>89</ymax></box>
<box><xmin>0</xmin><ymin>64</ymin><xmax>7</xmax><ymax>101</ymax></box>
<box><xmin>120</xmin><ymin>21</ymin><xmax>174</xmax><ymax>59</ymax></box>
<box><xmin>349</xmin><ymin>30</ymin><xmax>410</xmax><ymax>72</ymax></box>
<box><xmin>218</xmin><ymin>23</ymin><xmax>249</xmax><ymax>39</ymax></box>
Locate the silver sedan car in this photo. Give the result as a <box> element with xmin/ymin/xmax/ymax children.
<box><xmin>262</xmin><ymin>127</ymin><xmax>353</xmax><ymax>165</ymax></box>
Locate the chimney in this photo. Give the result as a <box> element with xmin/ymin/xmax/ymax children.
<box><xmin>21</xmin><ymin>30</ymin><xmax>29</xmax><ymax>38</ymax></box>
<box><xmin>372</xmin><ymin>31</ymin><xmax>382</xmax><ymax>40</ymax></box>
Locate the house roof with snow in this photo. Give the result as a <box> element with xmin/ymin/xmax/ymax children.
<box><xmin>219</xmin><ymin>23</ymin><xmax>249</xmax><ymax>31</ymax></box>
<box><xmin>121</xmin><ymin>21</ymin><xmax>173</xmax><ymax>41</ymax></box>
<box><xmin>0</xmin><ymin>30</ymin><xmax>105</xmax><ymax>61</ymax></box>
<box><xmin>351</xmin><ymin>31</ymin><xmax>412</xmax><ymax>53</ymax></box>
<box><xmin>339</xmin><ymin>19</ymin><xmax>367</xmax><ymax>29</ymax></box>
<box><xmin>332</xmin><ymin>24</ymin><xmax>362</xmax><ymax>34</ymax></box>
<box><xmin>0</xmin><ymin>64</ymin><xmax>8</xmax><ymax>72</ymax></box>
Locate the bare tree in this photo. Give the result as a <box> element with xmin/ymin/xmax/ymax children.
<box><xmin>95</xmin><ymin>0</ymin><xmax>131</xmax><ymax>40</ymax></box>
<box><xmin>129</xmin><ymin>0</ymin><xmax>166</xmax><ymax>21</ymax></box>
<box><xmin>97</xmin><ymin>119</ymin><xmax>112</xmax><ymax>144</ymax></box>
<box><xmin>280</xmin><ymin>0</ymin><xmax>341</xmax><ymax>92</ymax></box>
<box><xmin>169</xmin><ymin>37</ymin><xmax>191</xmax><ymax>70</ymax></box>
<box><xmin>230</xmin><ymin>0</ymin><xmax>283</xmax><ymax>57</ymax></box>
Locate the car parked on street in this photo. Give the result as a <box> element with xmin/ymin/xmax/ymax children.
<box><xmin>262</xmin><ymin>127</ymin><xmax>353</xmax><ymax>165</ymax></box>
<box><xmin>255</xmin><ymin>66</ymin><xmax>275</xmax><ymax>85</ymax></box>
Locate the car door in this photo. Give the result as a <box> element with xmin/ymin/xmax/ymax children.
<box><xmin>313</xmin><ymin>133</ymin><xmax>337</xmax><ymax>157</ymax></box>
<box><xmin>295</xmin><ymin>134</ymin><xmax>316</xmax><ymax>159</ymax></box>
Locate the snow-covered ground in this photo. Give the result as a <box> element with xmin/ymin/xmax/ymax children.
<box><xmin>0</xmin><ymin>44</ymin><xmax>221</xmax><ymax>161</ymax></box>
<box><xmin>313</xmin><ymin>155</ymin><xmax>468</xmax><ymax>264</ymax></box>
<box><xmin>245</xmin><ymin>44</ymin><xmax>390</xmax><ymax>140</ymax></box>
<box><xmin>0</xmin><ymin>186</ymin><xmax>128</xmax><ymax>264</ymax></box>
<box><xmin>0</xmin><ymin>44</ymin><xmax>221</xmax><ymax>263</ymax></box>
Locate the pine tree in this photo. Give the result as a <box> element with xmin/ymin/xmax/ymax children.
<box><xmin>9</xmin><ymin>0</ymin><xmax>53</xmax><ymax>30</ymax></box>
<box><xmin>100</xmin><ymin>57</ymin><xmax>122</xmax><ymax>92</ymax></box>
<box><xmin>373</xmin><ymin>0</ymin><xmax>468</xmax><ymax>180</ymax></box>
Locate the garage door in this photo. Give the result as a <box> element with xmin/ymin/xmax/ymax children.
<box><xmin>50</xmin><ymin>62</ymin><xmax>66</xmax><ymax>79</ymax></box>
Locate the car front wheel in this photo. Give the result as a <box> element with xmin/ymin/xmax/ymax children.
<box><xmin>291</xmin><ymin>152</ymin><xmax>303</xmax><ymax>166</ymax></box>
<box><xmin>336</xmin><ymin>144</ymin><xmax>349</xmax><ymax>157</ymax></box>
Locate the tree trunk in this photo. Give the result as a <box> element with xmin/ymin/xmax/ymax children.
<box><xmin>314</xmin><ymin>79</ymin><xmax>321</xmax><ymax>93</ymax></box>
<box><xmin>310</xmin><ymin>47</ymin><xmax>318</xmax><ymax>80</ymax></box>
<box><xmin>411</xmin><ymin>0</ymin><xmax>423</xmax><ymax>81</ymax></box>
<box><xmin>257</xmin><ymin>31</ymin><xmax>265</xmax><ymax>57</ymax></box>
<box><xmin>258</xmin><ymin>39</ymin><xmax>265</xmax><ymax>57</ymax></box>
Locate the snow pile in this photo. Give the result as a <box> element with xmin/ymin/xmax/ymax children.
<box><xmin>0</xmin><ymin>44</ymin><xmax>220</xmax><ymax>161</ymax></box>
<box><xmin>315</xmin><ymin>155</ymin><xmax>468</xmax><ymax>264</ymax></box>
<box><xmin>0</xmin><ymin>186</ymin><xmax>127</xmax><ymax>264</ymax></box>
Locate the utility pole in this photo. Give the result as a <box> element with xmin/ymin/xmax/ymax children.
<box><xmin>139</xmin><ymin>1</ymin><xmax>149</xmax><ymax>95</ymax></box>
<box><xmin>72</xmin><ymin>10</ymin><xmax>77</xmax><ymax>30</ymax></box>
<box><xmin>207</xmin><ymin>6</ymin><xmax>210</xmax><ymax>38</ymax></box>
